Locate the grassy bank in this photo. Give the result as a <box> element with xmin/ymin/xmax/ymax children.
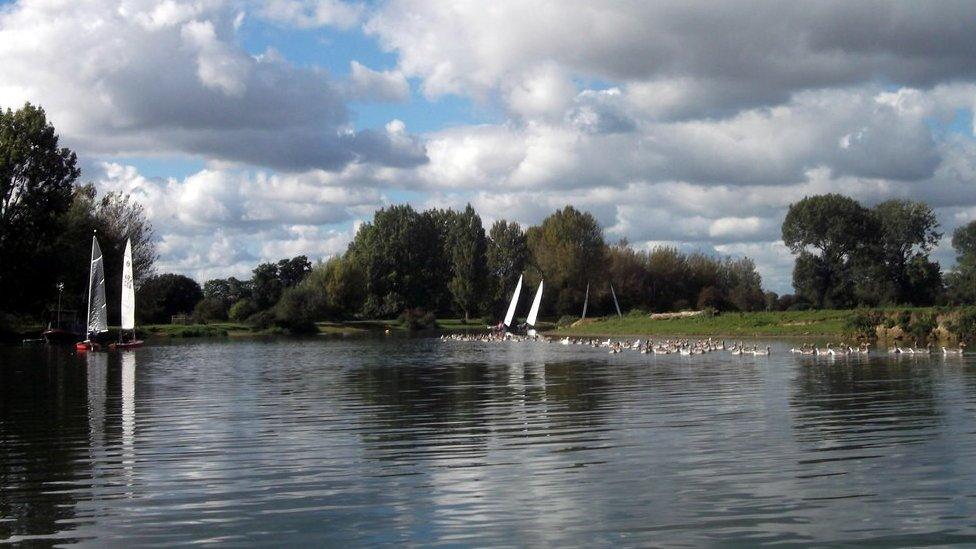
<box><xmin>551</xmin><ymin>307</ymin><xmax>976</xmax><ymax>341</ymax></box>
<box><xmin>553</xmin><ymin>309</ymin><xmax>862</xmax><ymax>338</ymax></box>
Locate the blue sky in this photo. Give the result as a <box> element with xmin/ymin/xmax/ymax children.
<box><xmin>2</xmin><ymin>0</ymin><xmax>976</xmax><ymax>291</ymax></box>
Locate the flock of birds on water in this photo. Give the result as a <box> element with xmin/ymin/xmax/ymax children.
<box><xmin>439</xmin><ymin>333</ymin><xmax>968</xmax><ymax>357</ymax></box>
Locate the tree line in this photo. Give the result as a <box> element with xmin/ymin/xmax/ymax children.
<box><xmin>782</xmin><ymin>193</ymin><xmax>975</xmax><ymax>309</ymax></box>
<box><xmin>137</xmin><ymin>204</ymin><xmax>768</xmax><ymax>332</ymax></box>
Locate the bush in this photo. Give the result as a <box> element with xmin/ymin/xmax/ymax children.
<box><xmin>247</xmin><ymin>310</ymin><xmax>276</xmax><ymax>330</ymax></box>
<box><xmin>398</xmin><ymin>308</ymin><xmax>436</xmax><ymax>330</ymax></box>
<box><xmin>229</xmin><ymin>299</ymin><xmax>258</xmax><ymax>322</ymax></box>
<box><xmin>946</xmin><ymin>307</ymin><xmax>976</xmax><ymax>343</ymax></box>
<box><xmin>844</xmin><ymin>308</ymin><xmax>881</xmax><ymax>339</ymax></box>
<box><xmin>192</xmin><ymin>297</ymin><xmax>227</xmax><ymax>324</ymax></box>
<box><xmin>556</xmin><ymin>314</ymin><xmax>577</xmax><ymax>327</ymax></box>
<box><xmin>274</xmin><ymin>286</ymin><xmax>321</xmax><ymax>333</ymax></box>
<box><xmin>907</xmin><ymin>312</ymin><xmax>937</xmax><ymax>344</ymax></box>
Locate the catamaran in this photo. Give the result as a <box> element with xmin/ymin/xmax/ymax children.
<box><xmin>110</xmin><ymin>239</ymin><xmax>143</xmax><ymax>350</ymax></box>
<box><xmin>76</xmin><ymin>235</ymin><xmax>108</xmax><ymax>352</ymax></box>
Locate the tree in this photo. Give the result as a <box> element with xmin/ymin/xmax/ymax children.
<box><xmin>607</xmin><ymin>242</ymin><xmax>652</xmax><ymax>313</ymax></box>
<box><xmin>0</xmin><ymin>103</ymin><xmax>80</xmax><ymax>312</ymax></box>
<box><xmin>726</xmin><ymin>257</ymin><xmax>766</xmax><ymax>311</ymax></box>
<box><xmin>526</xmin><ymin>206</ymin><xmax>606</xmax><ymax>315</ymax></box>
<box><xmin>947</xmin><ymin>221</ymin><xmax>976</xmax><ymax>303</ymax></box>
<box><xmin>137</xmin><ymin>273</ymin><xmax>203</xmax><ymax>324</ymax></box>
<box><xmin>251</xmin><ymin>263</ymin><xmax>282</xmax><ymax>310</ymax></box>
<box><xmin>348</xmin><ymin>205</ymin><xmax>446</xmax><ymax>317</ymax></box>
<box><xmin>277</xmin><ymin>255</ymin><xmax>311</xmax><ymax>288</ymax></box>
<box><xmin>645</xmin><ymin>246</ymin><xmax>689</xmax><ymax>311</ymax></box>
<box><xmin>871</xmin><ymin>199</ymin><xmax>941</xmax><ymax>305</ymax></box>
<box><xmin>445</xmin><ymin>205</ymin><xmax>487</xmax><ymax>322</ymax></box>
<box><xmin>486</xmin><ymin>220</ymin><xmax>528</xmax><ymax>318</ymax></box>
<box><xmin>782</xmin><ymin>194</ymin><xmax>876</xmax><ymax>307</ymax></box>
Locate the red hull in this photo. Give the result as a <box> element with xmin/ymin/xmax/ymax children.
<box><xmin>109</xmin><ymin>340</ymin><xmax>144</xmax><ymax>350</ymax></box>
<box><xmin>75</xmin><ymin>341</ymin><xmax>102</xmax><ymax>352</ymax></box>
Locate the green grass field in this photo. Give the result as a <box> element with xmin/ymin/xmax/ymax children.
<box><xmin>552</xmin><ymin>310</ymin><xmax>861</xmax><ymax>338</ymax></box>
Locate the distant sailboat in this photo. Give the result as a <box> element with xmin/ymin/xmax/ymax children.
<box><xmin>503</xmin><ymin>274</ymin><xmax>523</xmax><ymax>330</ymax></box>
<box><xmin>111</xmin><ymin>239</ymin><xmax>143</xmax><ymax>349</ymax></box>
<box><xmin>526</xmin><ymin>280</ymin><xmax>543</xmax><ymax>336</ymax></box>
<box><xmin>76</xmin><ymin>235</ymin><xmax>108</xmax><ymax>351</ymax></box>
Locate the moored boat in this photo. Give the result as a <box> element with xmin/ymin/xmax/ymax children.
<box><xmin>109</xmin><ymin>239</ymin><xmax>144</xmax><ymax>350</ymax></box>
<box><xmin>77</xmin><ymin>235</ymin><xmax>109</xmax><ymax>352</ymax></box>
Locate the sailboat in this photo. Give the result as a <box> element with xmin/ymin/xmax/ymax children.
<box><xmin>110</xmin><ymin>239</ymin><xmax>143</xmax><ymax>350</ymax></box>
<box><xmin>525</xmin><ymin>280</ymin><xmax>544</xmax><ymax>337</ymax></box>
<box><xmin>501</xmin><ymin>274</ymin><xmax>523</xmax><ymax>333</ymax></box>
<box><xmin>76</xmin><ymin>235</ymin><xmax>108</xmax><ymax>352</ymax></box>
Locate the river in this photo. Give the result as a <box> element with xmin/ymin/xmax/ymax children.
<box><xmin>2</xmin><ymin>337</ymin><xmax>976</xmax><ymax>546</ymax></box>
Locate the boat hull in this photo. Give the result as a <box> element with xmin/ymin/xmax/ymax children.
<box><xmin>75</xmin><ymin>341</ymin><xmax>103</xmax><ymax>352</ymax></box>
<box><xmin>43</xmin><ymin>328</ymin><xmax>81</xmax><ymax>346</ymax></box>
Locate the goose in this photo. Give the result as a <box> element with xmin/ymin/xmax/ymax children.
<box><xmin>943</xmin><ymin>343</ymin><xmax>966</xmax><ymax>355</ymax></box>
<box><xmin>752</xmin><ymin>345</ymin><xmax>771</xmax><ymax>356</ymax></box>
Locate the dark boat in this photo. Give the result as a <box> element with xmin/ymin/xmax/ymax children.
<box><xmin>42</xmin><ymin>309</ymin><xmax>84</xmax><ymax>346</ymax></box>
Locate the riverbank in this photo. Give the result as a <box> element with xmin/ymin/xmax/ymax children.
<box><xmin>553</xmin><ymin>310</ymin><xmax>851</xmax><ymax>338</ymax></box>
<box><xmin>551</xmin><ymin>307</ymin><xmax>976</xmax><ymax>341</ymax></box>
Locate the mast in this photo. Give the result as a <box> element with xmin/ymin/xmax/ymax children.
<box><xmin>610</xmin><ymin>282</ymin><xmax>622</xmax><ymax>318</ymax></box>
<box><xmin>581</xmin><ymin>282</ymin><xmax>589</xmax><ymax>320</ymax></box>
<box><xmin>85</xmin><ymin>235</ymin><xmax>95</xmax><ymax>339</ymax></box>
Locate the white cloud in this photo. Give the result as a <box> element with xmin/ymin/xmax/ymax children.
<box><xmin>0</xmin><ymin>0</ymin><xmax>425</xmax><ymax>171</ymax></box>
<box><xmin>257</xmin><ymin>0</ymin><xmax>362</xmax><ymax>29</ymax></box>
<box><xmin>347</xmin><ymin>61</ymin><xmax>410</xmax><ymax>102</ymax></box>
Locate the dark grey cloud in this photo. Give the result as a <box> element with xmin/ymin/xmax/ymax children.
<box><xmin>0</xmin><ymin>0</ymin><xmax>426</xmax><ymax>172</ymax></box>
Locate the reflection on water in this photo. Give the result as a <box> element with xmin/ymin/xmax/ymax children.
<box><xmin>2</xmin><ymin>340</ymin><xmax>976</xmax><ymax>545</ymax></box>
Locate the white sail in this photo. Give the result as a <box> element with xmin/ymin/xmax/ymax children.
<box><xmin>503</xmin><ymin>274</ymin><xmax>523</xmax><ymax>327</ymax></box>
<box><xmin>526</xmin><ymin>280</ymin><xmax>543</xmax><ymax>326</ymax></box>
<box><xmin>121</xmin><ymin>239</ymin><xmax>135</xmax><ymax>330</ymax></box>
<box><xmin>87</xmin><ymin>236</ymin><xmax>108</xmax><ymax>334</ymax></box>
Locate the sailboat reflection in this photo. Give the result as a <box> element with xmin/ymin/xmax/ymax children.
<box><xmin>121</xmin><ymin>351</ymin><xmax>136</xmax><ymax>490</ymax></box>
<box><xmin>86</xmin><ymin>351</ymin><xmax>108</xmax><ymax>489</ymax></box>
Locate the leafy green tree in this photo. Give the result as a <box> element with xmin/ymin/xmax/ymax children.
<box><xmin>445</xmin><ymin>204</ymin><xmax>487</xmax><ymax>322</ymax></box>
<box><xmin>229</xmin><ymin>299</ymin><xmax>258</xmax><ymax>322</ymax></box>
<box><xmin>726</xmin><ymin>257</ymin><xmax>766</xmax><ymax>311</ymax></box>
<box><xmin>782</xmin><ymin>194</ymin><xmax>876</xmax><ymax>307</ymax></box>
<box><xmin>251</xmin><ymin>263</ymin><xmax>282</xmax><ymax>310</ymax></box>
<box><xmin>645</xmin><ymin>246</ymin><xmax>689</xmax><ymax>311</ymax></box>
<box><xmin>947</xmin><ymin>221</ymin><xmax>976</xmax><ymax>303</ymax></box>
<box><xmin>192</xmin><ymin>297</ymin><xmax>227</xmax><ymax>323</ymax></box>
<box><xmin>526</xmin><ymin>206</ymin><xmax>606</xmax><ymax>315</ymax></box>
<box><xmin>0</xmin><ymin>103</ymin><xmax>80</xmax><ymax>312</ymax></box>
<box><xmin>871</xmin><ymin>199</ymin><xmax>941</xmax><ymax>304</ymax></box>
<box><xmin>486</xmin><ymin>220</ymin><xmax>528</xmax><ymax>317</ymax></box>
<box><xmin>137</xmin><ymin>273</ymin><xmax>203</xmax><ymax>324</ymax></box>
<box><xmin>607</xmin><ymin>242</ymin><xmax>652</xmax><ymax>312</ymax></box>
<box><xmin>277</xmin><ymin>255</ymin><xmax>311</xmax><ymax>288</ymax></box>
<box><xmin>348</xmin><ymin>205</ymin><xmax>446</xmax><ymax>317</ymax></box>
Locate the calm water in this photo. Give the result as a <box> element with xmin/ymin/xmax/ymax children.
<box><xmin>3</xmin><ymin>338</ymin><xmax>976</xmax><ymax>546</ymax></box>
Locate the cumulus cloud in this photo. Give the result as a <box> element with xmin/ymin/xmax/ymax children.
<box><xmin>346</xmin><ymin>61</ymin><xmax>410</xmax><ymax>102</ymax></box>
<box><xmin>0</xmin><ymin>0</ymin><xmax>425</xmax><ymax>171</ymax></box>
<box><xmin>368</xmin><ymin>0</ymin><xmax>976</xmax><ymax>117</ymax></box>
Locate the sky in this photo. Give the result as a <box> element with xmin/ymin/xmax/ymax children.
<box><xmin>3</xmin><ymin>0</ymin><xmax>976</xmax><ymax>293</ymax></box>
